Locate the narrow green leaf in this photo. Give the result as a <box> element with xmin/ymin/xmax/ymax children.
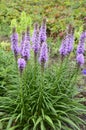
<box><xmin>33</xmin><ymin>116</ymin><xmax>42</xmax><ymax>130</ymax></box>
<box><xmin>6</xmin><ymin>115</ymin><xmax>16</xmax><ymax>129</ymax></box>
<box><xmin>40</xmin><ymin>121</ymin><xmax>46</xmax><ymax>130</ymax></box>
<box><xmin>60</xmin><ymin>116</ymin><xmax>80</xmax><ymax>130</ymax></box>
<box><xmin>7</xmin><ymin>125</ymin><xmax>19</xmax><ymax>130</ymax></box>
<box><xmin>44</xmin><ymin>115</ymin><xmax>55</xmax><ymax>130</ymax></box>
<box><xmin>0</xmin><ymin>121</ymin><xmax>3</xmax><ymax>129</ymax></box>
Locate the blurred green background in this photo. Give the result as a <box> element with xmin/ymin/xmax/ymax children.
<box><xmin>0</xmin><ymin>0</ymin><xmax>86</xmax><ymax>41</ymax></box>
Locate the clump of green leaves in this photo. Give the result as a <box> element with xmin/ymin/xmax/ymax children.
<box><xmin>0</xmin><ymin>46</ymin><xmax>86</xmax><ymax>130</ymax></box>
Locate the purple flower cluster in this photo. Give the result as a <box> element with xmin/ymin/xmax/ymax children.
<box><xmin>32</xmin><ymin>30</ymin><xmax>40</xmax><ymax>54</ymax></box>
<box><xmin>32</xmin><ymin>23</ymin><xmax>38</xmax><ymax>44</ymax></box>
<box><xmin>32</xmin><ymin>23</ymin><xmax>40</xmax><ymax>63</ymax></box>
<box><xmin>39</xmin><ymin>18</ymin><xmax>47</xmax><ymax>44</ymax></box>
<box><xmin>59</xmin><ymin>33</ymin><xmax>74</xmax><ymax>56</ymax></box>
<box><xmin>59</xmin><ymin>38</ymin><xmax>68</xmax><ymax>56</ymax></box>
<box><xmin>82</xmin><ymin>69</ymin><xmax>86</xmax><ymax>75</ymax></box>
<box><xmin>67</xmin><ymin>34</ymin><xmax>74</xmax><ymax>53</ymax></box>
<box><xmin>76</xmin><ymin>54</ymin><xmax>84</xmax><ymax>66</ymax></box>
<box><xmin>21</xmin><ymin>40</ymin><xmax>30</xmax><ymax>62</ymax></box>
<box><xmin>11</xmin><ymin>28</ymin><xmax>19</xmax><ymax>60</ymax></box>
<box><xmin>11</xmin><ymin>19</ymin><xmax>49</xmax><ymax>74</ymax></box>
<box><xmin>76</xmin><ymin>32</ymin><xmax>86</xmax><ymax>66</ymax></box>
<box><xmin>76</xmin><ymin>32</ymin><xmax>85</xmax><ymax>54</ymax></box>
<box><xmin>18</xmin><ymin>58</ymin><xmax>26</xmax><ymax>74</ymax></box>
<box><xmin>39</xmin><ymin>42</ymin><xmax>48</xmax><ymax>64</ymax></box>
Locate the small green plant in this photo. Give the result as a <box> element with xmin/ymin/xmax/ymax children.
<box><xmin>11</xmin><ymin>11</ymin><xmax>33</xmax><ymax>34</ymax></box>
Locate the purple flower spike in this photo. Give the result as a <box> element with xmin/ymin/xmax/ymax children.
<box><xmin>21</xmin><ymin>40</ymin><xmax>30</xmax><ymax>62</ymax></box>
<box><xmin>59</xmin><ymin>38</ymin><xmax>68</xmax><ymax>56</ymax></box>
<box><xmin>32</xmin><ymin>29</ymin><xmax>40</xmax><ymax>54</ymax></box>
<box><xmin>32</xmin><ymin>23</ymin><xmax>39</xmax><ymax>44</ymax></box>
<box><xmin>18</xmin><ymin>58</ymin><xmax>26</xmax><ymax>74</ymax></box>
<box><xmin>39</xmin><ymin>42</ymin><xmax>48</xmax><ymax>64</ymax></box>
<box><xmin>32</xmin><ymin>23</ymin><xmax>40</xmax><ymax>63</ymax></box>
<box><xmin>82</xmin><ymin>69</ymin><xmax>86</xmax><ymax>75</ymax></box>
<box><xmin>76</xmin><ymin>32</ymin><xmax>86</xmax><ymax>54</ymax></box>
<box><xmin>11</xmin><ymin>27</ymin><xmax>19</xmax><ymax>60</ymax></box>
<box><xmin>39</xmin><ymin>18</ymin><xmax>47</xmax><ymax>44</ymax></box>
<box><xmin>66</xmin><ymin>34</ymin><xmax>74</xmax><ymax>54</ymax></box>
<box><xmin>21</xmin><ymin>27</ymin><xmax>31</xmax><ymax>62</ymax></box>
<box><xmin>59</xmin><ymin>25</ymin><xmax>74</xmax><ymax>59</ymax></box>
<box><xmin>76</xmin><ymin>54</ymin><xmax>84</xmax><ymax>66</ymax></box>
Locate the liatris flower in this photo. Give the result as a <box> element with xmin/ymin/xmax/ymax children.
<box><xmin>66</xmin><ymin>34</ymin><xmax>74</xmax><ymax>54</ymax></box>
<box><xmin>82</xmin><ymin>69</ymin><xmax>86</xmax><ymax>75</ymax></box>
<box><xmin>20</xmin><ymin>31</ymin><xmax>26</xmax><ymax>56</ymax></box>
<box><xmin>32</xmin><ymin>26</ymin><xmax>40</xmax><ymax>63</ymax></box>
<box><xmin>21</xmin><ymin>40</ymin><xmax>30</xmax><ymax>62</ymax></box>
<box><xmin>59</xmin><ymin>25</ymin><xmax>74</xmax><ymax>61</ymax></box>
<box><xmin>76</xmin><ymin>32</ymin><xmax>86</xmax><ymax>54</ymax></box>
<box><xmin>11</xmin><ymin>27</ymin><xmax>19</xmax><ymax>61</ymax></box>
<box><xmin>59</xmin><ymin>38</ymin><xmax>68</xmax><ymax>56</ymax></box>
<box><xmin>76</xmin><ymin>54</ymin><xmax>84</xmax><ymax>66</ymax></box>
<box><xmin>39</xmin><ymin>18</ymin><xmax>47</xmax><ymax>45</ymax></box>
<box><xmin>39</xmin><ymin>42</ymin><xmax>48</xmax><ymax>72</ymax></box>
<box><xmin>21</xmin><ymin>27</ymin><xmax>31</xmax><ymax>62</ymax></box>
<box><xmin>18</xmin><ymin>58</ymin><xmax>26</xmax><ymax>74</ymax></box>
<box><xmin>32</xmin><ymin>23</ymin><xmax>39</xmax><ymax>44</ymax></box>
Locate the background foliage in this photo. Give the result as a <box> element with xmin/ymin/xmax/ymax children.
<box><xmin>0</xmin><ymin>0</ymin><xmax>86</xmax><ymax>40</ymax></box>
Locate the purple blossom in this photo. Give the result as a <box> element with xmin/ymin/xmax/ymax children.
<box><xmin>21</xmin><ymin>27</ymin><xmax>31</xmax><ymax>62</ymax></box>
<box><xmin>39</xmin><ymin>18</ymin><xmax>47</xmax><ymax>44</ymax></box>
<box><xmin>18</xmin><ymin>58</ymin><xmax>26</xmax><ymax>73</ymax></box>
<box><xmin>76</xmin><ymin>32</ymin><xmax>86</xmax><ymax>54</ymax></box>
<box><xmin>39</xmin><ymin>42</ymin><xmax>48</xmax><ymax>64</ymax></box>
<box><xmin>66</xmin><ymin>34</ymin><xmax>74</xmax><ymax>53</ymax></box>
<box><xmin>32</xmin><ymin>23</ymin><xmax>40</xmax><ymax>54</ymax></box>
<box><xmin>21</xmin><ymin>40</ymin><xmax>30</xmax><ymax>62</ymax></box>
<box><xmin>11</xmin><ymin>28</ymin><xmax>19</xmax><ymax>59</ymax></box>
<box><xmin>76</xmin><ymin>54</ymin><xmax>84</xmax><ymax>66</ymax></box>
<box><xmin>59</xmin><ymin>33</ymin><xmax>74</xmax><ymax>56</ymax></box>
<box><xmin>59</xmin><ymin>38</ymin><xmax>68</xmax><ymax>56</ymax></box>
<box><xmin>32</xmin><ymin>27</ymin><xmax>40</xmax><ymax>54</ymax></box>
<box><xmin>32</xmin><ymin>23</ymin><xmax>38</xmax><ymax>44</ymax></box>
<box><xmin>82</xmin><ymin>69</ymin><xmax>86</xmax><ymax>75</ymax></box>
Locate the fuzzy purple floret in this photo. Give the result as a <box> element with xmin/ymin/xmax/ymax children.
<box><xmin>21</xmin><ymin>40</ymin><xmax>30</xmax><ymax>61</ymax></box>
<box><xmin>11</xmin><ymin>32</ymin><xmax>19</xmax><ymax>56</ymax></box>
<box><xmin>32</xmin><ymin>23</ymin><xmax>38</xmax><ymax>44</ymax></box>
<box><xmin>39</xmin><ymin>42</ymin><xmax>48</xmax><ymax>63</ymax></box>
<box><xmin>39</xmin><ymin>22</ymin><xmax>47</xmax><ymax>43</ymax></box>
<box><xmin>18</xmin><ymin>58</ymin><xmax>26</xmax><ymax>72</ymax></box>
<box><xmin>76</xmin><ymin>32</ymin><xmax>86</xmax><ymax>54</ymax></box>
<box><xmin>76</xmin><ymin>54</ymin><xmax>84</xmax><ymax>65</ymax></box>
<box><xmin>82</xmin><ymin>69</ymin><xmax>86</xmax><ymax>75</ymax></box>
<box><xmin>66</xmin><ymin>34</ymin><xmax>74</xmax><ymax>53</ymax></box>
<box><xmin>59</xmin><ymin>39</ymin><xmax>68</xmax><ymax>56</ymax></box>
<box><xmin>32</xmin><ymin>30</ymin><xmax>40</xmax><ymax>54</ymax></box>
<box><xmin>59</xmin><ymin>34</ymin><xmax>74</xmax><ymax>56</ymax></box>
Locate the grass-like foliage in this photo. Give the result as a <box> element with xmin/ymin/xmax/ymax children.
<box><xmin>0</xmin><ymin>48</ymin><xmax>86</xmax><ymax>130</ymax></box>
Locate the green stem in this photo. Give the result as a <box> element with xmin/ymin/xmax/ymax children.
<box><xmin>19</xmin><ymin>74</ymin><xmax>24</xmax><ymax>121</ymax></box>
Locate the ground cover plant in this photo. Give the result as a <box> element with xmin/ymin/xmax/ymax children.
<box><xmin>0</xmin><ymin>18</ymin><xmax>86</xmax><ymax>130</ymax></box>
